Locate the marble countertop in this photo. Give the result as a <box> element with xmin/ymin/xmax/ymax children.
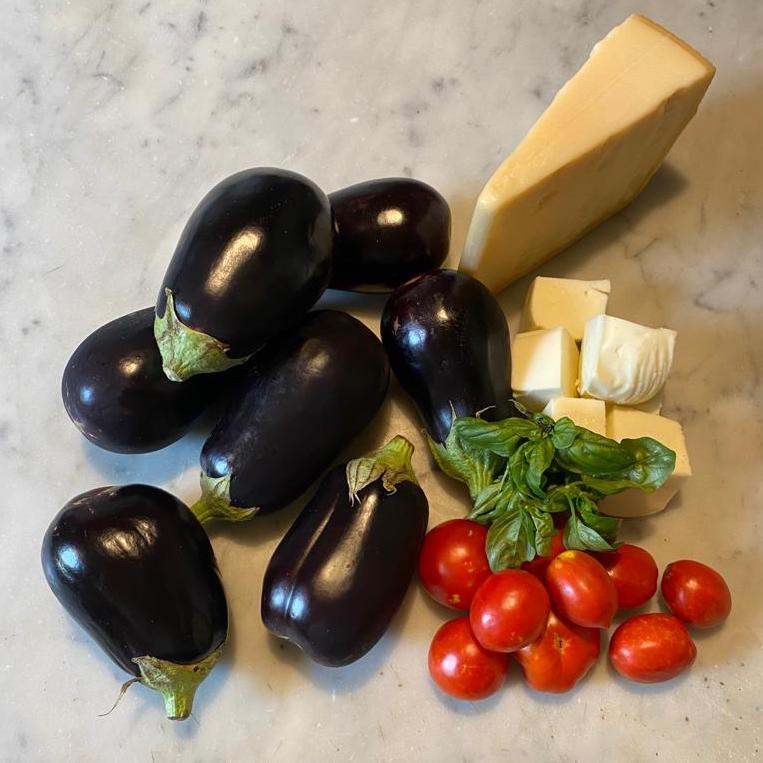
<box><xmin>2</xmin><ymin>1</ymin><xmax>762</xmax><ymax>760</ymax></box>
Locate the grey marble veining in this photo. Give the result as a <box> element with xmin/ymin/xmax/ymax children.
<box><xmin>1</xmin><ymin>1</ymin><xmax>762</xmax><ymax>760</ymax></box>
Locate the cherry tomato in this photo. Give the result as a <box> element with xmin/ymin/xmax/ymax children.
<box><xmin>592</xmin><ymin>544</ymin><xmax>658</xmax><ymax>609</ymax></box>
<box><xmin>515</xmin><ymin>610</ymin><xmax>600</xmax><ymax>693</ymax></box>
<box><xmin>469</xmin><ymin>570</ymin><xmax>550</xmax><ymax>652</ymax></box>
<box><xmin>609</xmin><ymin>613</ymin><xmax>696</xmax><ymax>683</ymax></box>
<box><xmin>521</xmin><ymin>529</ymin><xmax>565</xmax><ymax>580</ymax></box>
<box><xmin>545</xmin><ymin>550</ymin><xmax>617</xmax><ymax>628</ymax></box>
<box><xmin>661</xmin><ymin>560</ymin><xmax>732</xmax><ymax>628</ymax></box>
<box><xmin>428</xmin><ymin>617</ymin><xmax>509</xmax><ymax>700</ymax></box>
<box><xmin>418</xmin><ymin>519</ymin><xmax>491</xmax><ymax>610</ymax></box>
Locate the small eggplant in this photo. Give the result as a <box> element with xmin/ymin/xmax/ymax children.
<box><xmin>262</xmin><ymin>435</ymin><xmax>428</xmax><ymax>666</ymax></box>
<box><xmin>41</xmin><ymin>485</ymin><xmax>227</xmax><ymax>720</ymax></box>
<box><xmin>329</xmin><ymin>178</ymin><xmax>450</xmax><ymax>292</ymax></box>
<box><xmin>381</xmin><ymin>270</ymin><xmax>516</xmax><ymax>498</ymax></box>
<box><xmin>155</xmin><ymin>168</ymin><xmax>333</xmax><ymax>381</ymax></box>
<box><xmin>62</xmin><ymin>308</ymin><xmax>221</xmax><ymax>453</ymax></box>
<box><xmin>381</xmin><ymin>269</ymin><xmax>513</xmax><ymax>442</ymax></box>
<box><xmin>192</xmin><ymin>310</ymin><xmax>390</xmax><ymax>524</ymax></box>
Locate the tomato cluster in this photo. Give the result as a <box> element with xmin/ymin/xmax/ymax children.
<box><xmin>419</xmin><ymin>520</ymin><xmax>731</xmax><ymax>699</ymax></box>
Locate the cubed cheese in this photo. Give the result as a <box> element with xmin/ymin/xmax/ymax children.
<box><xmin>543</xmin><ymin>397</ymin><xmax>606</xmax><ymax>436</ymax></box>
<box><xmin>579</xmin><ymin>315</ymin><xmax>676</xmax><ymax>405</ymax></box>
<box><xmin>511</xmin><ymin>328</ymin><xmax>578</xmax><ymax>412</ymax></box>
<box><xmin>520</xmin><ymin>277</ymin><xmax>610</xmax><ymax>341</ymax></box>
<box><xmin>459</xmin><ymin>15</ymin><xmax>715</xmax><ymax>293</ymax></box>
<box><xmin>599</xmin><ymin>407</ymin><xmax>691</xmax><ymax>518</ymax></box>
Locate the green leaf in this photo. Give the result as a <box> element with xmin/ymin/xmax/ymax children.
<box><xmin>427</xmin><ymin>427</ymin><xmax>504</xmax><ymax>500</ymax></box>
<box><xmin>525</xmin><ymin>438</ymin><xmax>555</xmax><ymax>498</ymax></box>
<box><xmin>486</xmin><ymin>506</ymin><xmax>537</xmax><ymax>571</ymax></box>
<box><xmin>527</xmin><ymin>504</ymin><xmax>555</xmax><ymax>557</ymax></box>
<box><xmin>550</xmin><ymin>417</ymin><xmax>579</xmax><ymax>450</ymax></box>
<box><xmin>554</xmin><ymin>427</ymin><xmax>676</xmax><ymax>494</ymax></box>
<box><xmin>453</xmin><ymin>416</ymin><xmax>542</xmax><ymax>457</ymax></box>
<box><xmin>468</xmin><ymin>482</ymin><xmax>504</xmax><ymax>524</ymax></box>
<box><xmin>561</xmin><ymin>488</ymin><xmax>619</xmax><ymax>552</ymax></box>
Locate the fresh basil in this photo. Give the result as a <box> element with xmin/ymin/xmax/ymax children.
<box><xmin>432</xmin><ymin>403</ymin><xmax>676</xmax><ymax>571</ymax></box>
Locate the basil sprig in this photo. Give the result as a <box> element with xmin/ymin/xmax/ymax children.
<box><xmin>428</xmin><ymin>404</ymin><xmax>676</xmax><ymax>571</ymax></box>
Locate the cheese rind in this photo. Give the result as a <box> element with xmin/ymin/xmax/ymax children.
<box><xmin>460</xmin><ymin>14</ymin><xmax>715</xmax><ymax>293</ymax></box>
<box><xmin>511</xmin><ymin>328</ymin><xmax>579</xmax><ymax>412</ymax></box>
<box><xmin>579</xmin><ymin>315</ymin><xmax>676</xmax><ymax>405</ymax></box>
<box><xmin>599</xmin><ymin>407</ymin><xmax>691</xmax><ymax>518</ymax></box>
<box><xmin>520</xmin><ymin>277</ymin><xmax>610</xmax><ymax>341</ymax></box>
<box><xmin>543</xmin><ymin>397</ymin><xmax>606</xmax><ymax>436</ymax></box>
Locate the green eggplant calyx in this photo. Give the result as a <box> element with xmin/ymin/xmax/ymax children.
<box><xmin>346</xmin><ymin>435</ymin><xmax>418</xmax><ymax>503</ymax></box>
<box><xmin>154</xmin><ymin>289</ymin><xmax>252</xmax><ymax>382</ymax></box>
<box><xmin>133</xmin><ymin>644</ymin><xmax>224</xmax><ymax>721</ymax></box>
<box><xmin>191</xmin><ymin>472</ymin><xmax>259</xmax><ymax>525</ymax></box>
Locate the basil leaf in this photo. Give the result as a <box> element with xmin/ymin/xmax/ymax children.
<box><xmin>427</xmin><ymin>427</ymin><xmax>504</xmax><ymax>499</ymax></box>
<box><xmin>525</xmin><ymin>438</ymin><xmax>555</xmax><ymax>498</ymax></box>
<box><xmin>527</xmin><ymin>504</ymin><xmax>555</xmax><ymax>557</ymax></box>
<box><xmin>550</xmin><ymin>417</ymin><xmax>579</xmax><ymax>450</ymax></box>
<box><xmin>555</xmin><ymin>427</ymin><xmax>676</xmax><ymax>494</ymax></box>
<box><xmin>453</xmin><ymin>416</ymin><xmax>542</xmax><ymax>457</ymax></box>
<box><xmin>577</xmin><ymin>492</ymin><xmax>620</xmax><ymax>542</ymax></box>
<box><xmin>562</xmin><ymin>488</ymin><xmax>618</xmax><ymax>552</ymax></box>
<box><xmin>468</xmin><ymin>482</ymin><xmax>504</xmax><ymax>524</ymax></box>
<box><xmin>486</xmin><ymin>505</ymin><xmax>536</xmax><ymax>571</ymax></box>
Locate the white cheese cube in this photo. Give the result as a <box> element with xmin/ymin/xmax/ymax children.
<box><xmin>599</xmin><ymin>407</ymin><xmax>691</xmax><ymax>518</ymax></box>
<box><xmin>459</xmin><ymin>15</ymin><xmax>715</xmax><ymax>293</ymax></box>
<box><xmin>520</xmin><ymin>277</ymin><xmax>610</xmax><ymax>341</ymax></box>
<box><xmin>543</xmin><ymin>397</ymin><xmax>606</xmax><ymax>436</ymax></box>
<box><xmin>579</xmin><ymin>315</ymin><xmax>676</xmax><ymax>405</ymax></box>
<box><xmin>511</xmin><ymin>328</ymin><xmax>579</xmax><ymax>412</ymax></box>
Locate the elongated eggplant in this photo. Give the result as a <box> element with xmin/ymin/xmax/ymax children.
<box><xmin>262</xmin><ymin>436</ymin><xmax>428</xmax><ymax>666</ymax></box>
<box><xmin>192</xmin><ymin>310</ymin><xmax>389</xmax><ymax>523</ymax></box>
<box><xmin>62</xmin><ymin>308</ymin><xmax>221</xmax><ymax>453</ymax></box>
<box><xmin>381</xmin><ymin>269</ymin><xmax>512</xmax><ymax>443</ymax></box>
<box><xmin>41</xmin><ymin>485</ymin><xmax>227</xmax><ymax>720</ymax></box>
<box><xmin>329</xmin><ymin>178</ymin><xmax>450</xmax><ymax>292</ymax></box>
<box><xmin>155</xmin><ymin>168</ymin><xmax>333</xmax><ymax>381</ymax></box>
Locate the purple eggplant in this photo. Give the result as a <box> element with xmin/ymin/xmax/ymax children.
<box><xmin>154</xmin><ymin>168</ymin><xmax>333</xmax><ymax>381</ymax></box>
<box><xmin>381</xmin><ymin>269</ymin><xmax>513</xmax><ymax>443</ymax></box>
<box><xmin>329</xmin><ymin>178</ymin><xmax>450</xmax><ymax>292</ymax></box>
<box><xmin>41</xmin><ymin>485</ymin><xmax>227</xmax><ymax>720</ymax></box>
<box><xmin>191</xmin><ymin>310</ymin><xmax>389</xmax><ymax>524</ymax></box>
<box><xmin>61</xmin><ymin>308</ymin><xmax>222</xmax><ymax>453</ymax></box>
<box><xmin>262</xmin><ymin>436</ymin><xmax>428</xmax><ymax>666</ymax></box>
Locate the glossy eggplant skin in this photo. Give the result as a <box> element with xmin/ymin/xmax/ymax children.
<box><xmin>41</xmin><ymin>485</ymin><xmax>227</xmax><ymax>675</ymax></box>
<box><xmin>156</xmin><ymin>168</ymin><xmax>333</xmax><ymax>358</ymax></box>
<box><xmin>329</xmin><ymin>178</ymin><xmax>450</xmax><ymax>292</ymax></box>
<box><xmin>61</xmin><ymin>308</ymin><xmax>219</xmax><ymax>453</ymax></box>
<box><xmin>262</xmin><ymin>466</ymin><xmax>428</xmax><ymax>666</ymax></box>
<box><xmin>201</xmin><ymin>310</ymin><xmax>390</xmax><ymax>513</ymax></box>
<box><xmin>381</xmin><ymin>269</ymin><xmax>512</xmax><ymax>443</ymax></box>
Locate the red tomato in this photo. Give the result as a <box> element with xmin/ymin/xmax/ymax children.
<box><xmin>609</xmin><ymin>613</ymin><xmax>697</xmax><ymax>683</ymax></box>
<box><xmin>521</xmin><ymin>529</ymin><xmax>565</xmax><ymax>579</ymax></box>
<box><xmin>661</xmin><ymin>560</ymin><xmax>732</xmax><ymax>628</ymax></box>
<box><xmin>428</xmin><ymin>617</ymin><xmax>509</xmax><ymax>700</ymax></box>
<box><xmin>469</xmin><ymin>570</ymin><xmax>550</xmax><ymax>652</ymax></box>
<box><xmin>592</xmin><ymin>544</ymin><xmax>658</xmax><ymax>609</ymax></box>
<box><xmin>515</xmin><ymin>610</ymin><xmax>601</xmax><ymax>693</ymax></box>
<box><xmin>545</xmin><ymin>551</ymin><xmax>617</xmax><ymax>628</ymax></box>
<box><xmin>418</xmin><ymin>519</ymin><xmax>491</xmax><ymax>610</ymax></box>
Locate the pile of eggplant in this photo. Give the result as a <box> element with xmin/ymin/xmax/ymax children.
<box><xmin>49</xmin><ymin>166</ymin><xmax>514</xmax><ymax>720</ymax></box>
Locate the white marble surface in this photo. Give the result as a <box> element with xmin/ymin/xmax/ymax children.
<box><xmin>1</xmin><ymin>1</ymin><xmax>762</xmax><ymax>760</ymax></box>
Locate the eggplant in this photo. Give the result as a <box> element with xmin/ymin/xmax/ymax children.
<box><xmin>380</xmin><ymin>269</ymin><xmax>513</xmax><ymax>444</ymax></box>
<box><xmin>154</xmin><ymin>168</ymin><xmax>333</xmax><ymax>381</ymax></box>
<box><xmin>62</xmin><ymin>308</ymin><xmax>222</xmax><ymax>453</ymax></box>
<box><xmin>192</xmin><ymin>310</ymin><xmax>390</xmax><ymax>524</ymax></box>
<box><xmin>41</xmin><ymin>485</ymin><xmax>227</xmax><ymax>720</ymax></box>
<box><xmin>329</xmin><ymin>178</ymin><xmax>450</xmax><ymax>292</ymax></box>
<box><xmin>262</xmin><ymin>436</ymin><xmax>428</xmax><ymax>666</ymax></box>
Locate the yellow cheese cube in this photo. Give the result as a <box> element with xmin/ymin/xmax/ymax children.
<box><xmin>543</xmin><ymin>397</ymin><xmax>606</xmax><ymax>436</ymax></box>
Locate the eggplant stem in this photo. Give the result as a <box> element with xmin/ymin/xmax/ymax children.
<box><xmin>191</xmin><ymin>472</ymin><xmax>259</xmax><ymax>525</ymax></box>
<box><xmin>346</xmin><ymin>435</ymin><xmax>418</xmax><ymax>503</ymax></box>
<box><xmin>154</xmin><ymin>289</ymin><xmax>252</xmax><ymax>381</ymax></box>
<box><xmin>132</xmin><ymin>645</ymin><xmax>224</xmax><ymax>721</ymax></box>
